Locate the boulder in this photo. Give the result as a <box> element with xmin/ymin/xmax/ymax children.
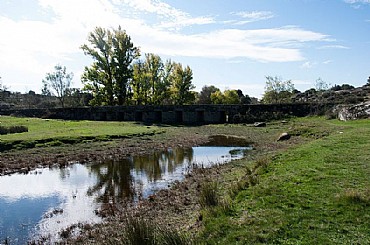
<box><xmin>254</xmin><ymin>122</ymin><xmax>266</xmax><ymax>127</ymax></box>
<box><xmin>277</xmin><ymin>132</ymin><xmax>291</xmax><ymax>141</ymax></box>
<box><xmin>337</xmin><ymin>101</ymin><xmax>370</xmax><ymax>121</ymax></box>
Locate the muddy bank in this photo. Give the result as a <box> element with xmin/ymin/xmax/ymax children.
<box><xmin>0</xmin><ymin>128</ymin><xmax>208</xmax><ymax>176</ymax></box>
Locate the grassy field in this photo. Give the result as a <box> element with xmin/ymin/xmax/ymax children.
<box><xmin>0</xmin><ymin>116</ymin><xmax>160</xmax><ymax>151</ymax></box>
<box><xmin>1</xmin><ymin>115</ymin><xmax>369</xmax><ymax>244</ymax></box>
<box><xmin>196</xmin><ymin>118</ymin><xmax>370</xmax><ymax>244</ymax></box>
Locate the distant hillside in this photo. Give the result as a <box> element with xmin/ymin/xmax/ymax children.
<box><xmin>292</xmin><ymin>84</ymin><xmax>370</xmax><ymax>105</ymax></box>
<box><xmin>0</xmin><ymin>90</ymin><xmax>91</xmax><ymax>109</ymax></box>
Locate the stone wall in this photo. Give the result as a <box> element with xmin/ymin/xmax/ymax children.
<box><xmin>0</xmin><ymin>103</ymin><xmax>334</xmax><ymax>125</ymax></box>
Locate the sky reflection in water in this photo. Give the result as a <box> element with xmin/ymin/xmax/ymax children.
<box><xmin>0</xmin><ymin>145</ymin><xmax>249</xmax><ymax>243</ymax></box>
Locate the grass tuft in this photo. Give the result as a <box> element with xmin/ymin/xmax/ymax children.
<box><xmin>199</xmin><ymin>182</ymin><xmax>219</xmax><ymax>208</ymax></box>
<box><xmin>338</xmin><ymin>189</ymin><xmax>370</xmax><ymax>206</ymax></box>
<box><xmin>123</xmin><ymin>215</ymin><xmax>156</xmax><ymax>245</ymax></box>
<box><xmin>122</xmin><ymin>214</ymin><xmax>193</xmax><ymax>245</ymax></box>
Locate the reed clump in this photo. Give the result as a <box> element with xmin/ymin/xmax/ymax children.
<box><xmin>199</xmin><ymin>182</ymin><xmax>219</xmax><ymax>208</ymax></box>
<box><xmin>122</xmin><ymin>214</ymin><xmax>193</xmax><ymax>245</ymax></box>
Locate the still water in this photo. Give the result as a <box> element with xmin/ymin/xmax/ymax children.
<box><xmin>0</xmin><ymin>144</ymin><xmax>250</xmax><ymax>244</ymax></box>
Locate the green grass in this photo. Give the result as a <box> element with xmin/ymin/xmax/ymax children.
<box><xmin>197</xmin><ymin>118</ymin><xmax>370</xmax><ymax>244</ymax></box>
<box><xmin>121</xmin><ymin>214</ymin><xmax>193</xmax><ymax>245</ymax></box>
<box><xmin>0</xmin><ymin>116</ymin><xmax>160</xmax><ymax>151</ymax></box>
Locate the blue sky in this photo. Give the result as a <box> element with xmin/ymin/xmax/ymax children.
<box><xmin>0</xmin><ymin>0</ymin><xmax>369</xmax><ymax>98</ymax></box>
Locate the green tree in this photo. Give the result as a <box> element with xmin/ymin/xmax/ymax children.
<box><xmin>223</xmin><ymin>90</ymin><xmax>240</xmax><ymax>104</ymax></box>
<box><xmin>170</xmin><ymin>63</ymin><xmax>195</xmax><ymax>105</ymax></box>
<box><xmin>158</xmin><ymin>60</ymin><xmax>175</xmax><ymax>104</ymax></box>
<box><xmin>198</xmin><ymin>85</ymin><xmax>220</xmax><ymax>104</ymax></box>
<box><xmin>132</xmin><ymin>54</ymin><xmax>173</xmax><ymax>105</ymax></box>
<box><xmin>145</xmin><ymin>54</ymin><xmax>173</xmax><ymax>105</ymax></box>
<box><xmin>42</xmin><ymin>65</ymin><xmax>73</xmax><ymax>108</ymax></box>
<box><xmin>262</xmin><ymin>76</ymin><xmax>295</xmax><ymax>104</ymax></box>
<box><xmin>146</xmin><ymin>53</ymin><xmax>163</xmax><ymax>104</ymax></box>
<box><xmin>210</xmin><ymin>89</ymin><xmax>241</xmax><ymax>104</ymax></box>
<box><xmin>132</xmin><ymin>60</ymin><xmax>150</xmax><ymax>105</ymax></box>
<box><xmin>81</xmin><ymin>26</ymin><xmax>140</xmax><ymax>105</ymax></box>
<box><xmin>236</xmin><ymin>89</ymin><xmax>252</xmax><ymax>104</ymax></box>
<box><xmin>112</xmin><ymin>27</ymin><xmax>140</xmax><ymax>105</ymax></box>
<box><xmin>210</xmin><ymin>90</ymin><xmax>224</xmax><ymax>104</ymax></box>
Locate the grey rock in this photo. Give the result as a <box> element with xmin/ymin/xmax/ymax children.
<box><xmin>337</xmin><ymin>101</ymin><xmax>370</xmax><ymax>121</ymax></box>
<box><xmin>254</xmin><ymin>122</ymin><xmax>266</xmax><ymax>127</ymax></box>
<box><xmin>277</xmin><ymin>132</ymin><xmax>291</xmax><ymax>141</ymax></box>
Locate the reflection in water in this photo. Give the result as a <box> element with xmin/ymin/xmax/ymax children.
<box><xmin>0</xmin><ymin>145</ymin><xmax>249</xmax><ymax>243</ymax></box>
<box><xmin>0</xmin><ymin>165</ymin><xmax>101</xmax><ymax>244</ymax></box>
<box><xmin>87</xmin><ymin>148</ymin><xmax>195</xmax><ymax>203</ymax></box>
<box><xmin>87</xmin><ymin>158</ymin><xmax>135</xmax><ymax>204</ymax></box>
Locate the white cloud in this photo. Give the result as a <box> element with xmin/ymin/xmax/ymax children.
<box><xmin>300</xmin><ymin>61</ymin><xmax>316</xmax><ymax>69</ymax></box>
<box><xmin>133</xmin><ymin>26</ymin><xmax>330</xmax><ymax>62</ymax></box>
<box><xmin>323</xmin><ymin>60</ymin><xmax>333</xmax><ymax>64</ymax></box>
<box><xmin>0</xmin><ymin>0</ymin><xmax>332</xmax><ymax>92</ymax></box>
<box><xmin>344</xmin><ymin>0</ymin><xmax>370</xmax><ymax>8</ymax></box>
<box><xmin>317</xmin><ymin>45</ymin><xmax>350</xmax><ymax>49</ymax></box>
<box><xmin>121</xmin><ymin>0</ymin><xmax>215</xmax><ymax>30</ymax></box>
<box><xmin>231</xmin><ymin>11</ymin><xmax>274</xmax><ymax>24</ymax></box>
<box><xmin>344</xmin><ymin>0</ymin><xmax>370</xmax><ymax>4</ymax></box>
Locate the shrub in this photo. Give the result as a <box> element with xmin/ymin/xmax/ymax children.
<box><xmin>9</xmin><ymin>125</ymin><xmax>28</xmax><ymax>134</ymax></box>
<box><xmin>0</xmin><ymin>126</ymin><xmax>7</xmax><ymax>135</ymax></box>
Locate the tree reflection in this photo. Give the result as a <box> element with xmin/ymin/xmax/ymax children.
<box><xmin>87</xmin><ymin>147</ymin><xmax>194</xmax><ymax>205</ymax></box>
<box><xmin>87</xmin><ymin>158</ymin><xmax>136</xmax><ymax>204</ymax></box>
<box><xmin>132</xmin><ymin>148</ymin><xmax>194</xmax><ymax>181</ymax></box>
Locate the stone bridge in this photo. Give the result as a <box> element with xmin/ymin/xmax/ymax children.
<box><xmin>0</xmin><ymin>103</ymin><xmax>333</xmax><ymax>124</ymax></box>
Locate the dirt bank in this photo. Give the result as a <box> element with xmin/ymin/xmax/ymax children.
<box><xmin>0</xmin><ymin>127</ymin><xmax>208</xmax><ymax>176</ymax></box>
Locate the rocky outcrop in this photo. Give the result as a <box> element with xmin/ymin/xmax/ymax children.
<box><xmin>337</xmin><ymin>101</ymin><xmax>370</xmax><ymax>121</ymax></box>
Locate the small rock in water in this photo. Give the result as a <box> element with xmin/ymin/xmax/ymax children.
<box><xmin>277</xmin><ymin>132</ymin><xmax>291</xmax><ymax>141</ymax></box>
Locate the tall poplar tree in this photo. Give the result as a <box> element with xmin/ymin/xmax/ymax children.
<box><xmin>170</xmin><ymin>63</ymin><xmax>195</xmax><ymax>105</ymax></box>
<box><xmin>81</xmin><ymin>26</ymin><xmax>140</xmax><ymax>105</ymax></box>
<box><xmin>132</xmin><ymin>60</ymin><xmax>150</xmax><ymax>105</ymax></box>
<box><xmin>132</xmin><ymin>54</ymin><xmax>173</xmax><ymax>105</ymax></box>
